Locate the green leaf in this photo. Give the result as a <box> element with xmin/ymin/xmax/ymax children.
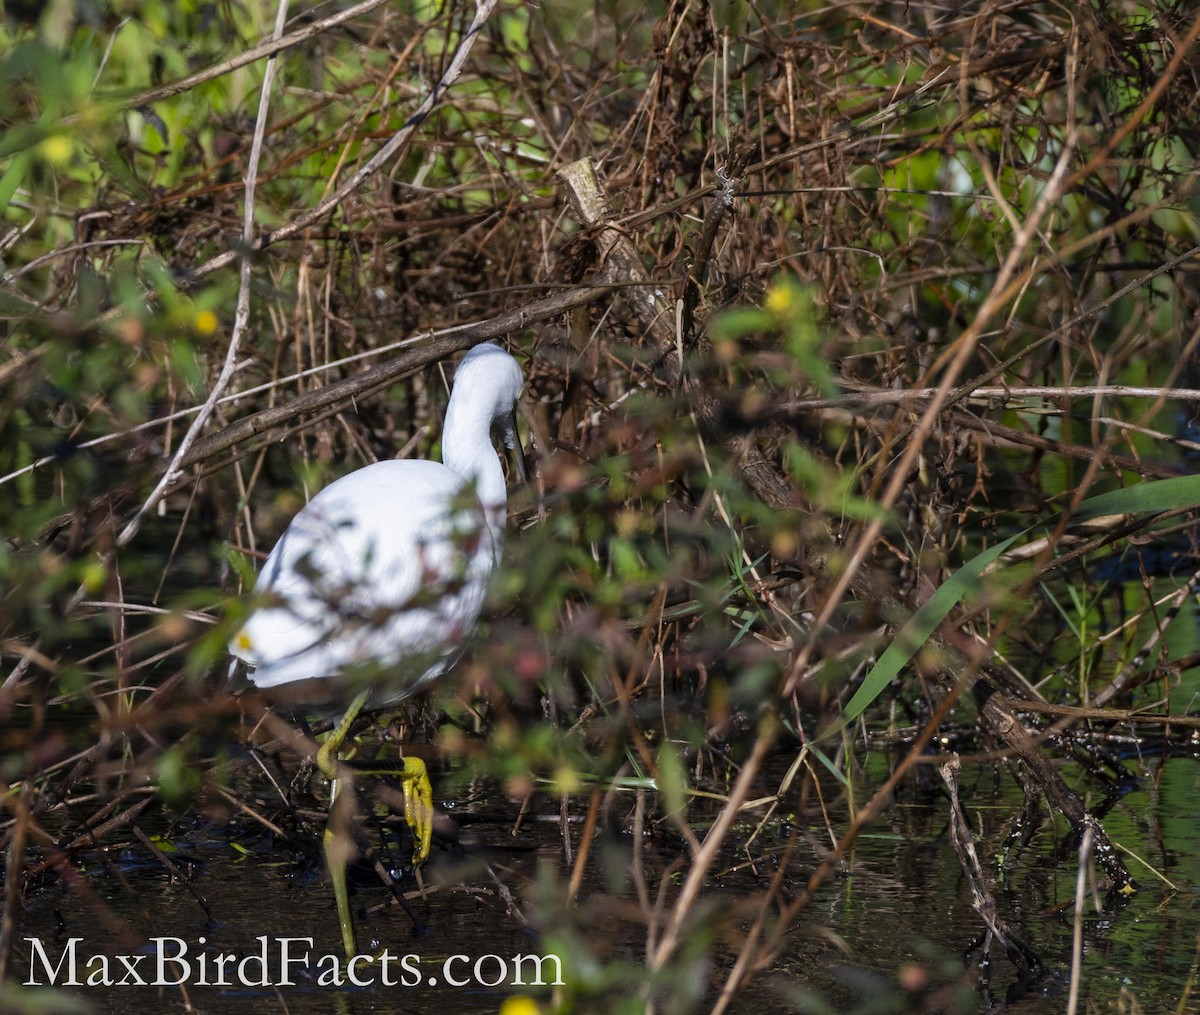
<box><xmin>839</xmin><ymin>531</ymin><xmax>1024</xmax><ymax>724</ymax></box>
<box><xmin>709</xmin><ymin>306</ymin><xmax>771</xmax><ymax>341</ymax></box>
<box><xmin>156</xmin><ymin>744</ymin><xmax>201</xmax><ymax>805</ymax></box>
<box><xmin>656</xmin><ymin>741</ymin><xmax>688</xmax><ymax>819</ymax></box>
<box><xmin>0</xmin><ymin>151</ymin><xmax>31</xmax><ymax>210</ymax></box>
<box><xmin>0</xmin><ymin>984</ymin><xmax>92</xmax><ymax>1015</ymax></box>
<box><xmin>1075</xmin><ymin>473</ymin><xmax>1200</xmax><ymax>520</ymax></box>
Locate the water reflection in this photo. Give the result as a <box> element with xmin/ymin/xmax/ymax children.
<box><xmin>10</xmin><ymin>752</ymin><xmax>1200</xmax><ymax>1013</ymax></box>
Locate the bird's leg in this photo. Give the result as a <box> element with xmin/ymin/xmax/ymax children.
<box><xmin>347</xmin><ymin>755</ymin><xmax>433</xmax><ymax>865</ymax></box>
<box><xmin>398</xmin><ymin>756</ymin><xmax>433</xmax><ymax>864</ymax></box>
<box><xmin>317</xmin><ymin>689</ymin><xmax>370</xmax><ymax>958</ymax></box>
<box><xmin>314</xmin><ymin>691</ymin><xmax>434</xmax><ymax>956</ymax></box>
<box><xmin>316</xmin><ymin>689</ymin><xmax>371</xmax><ymax>782</ymax></box>
<box><xmin>325</xmin><ymin>784</ymin><xmax>359</xmax><ymax>958</ymax></box>
<box><xmin>374</xmin><ymin>714</ymin><xmax>434</xmax><ymax>864</ymax></box>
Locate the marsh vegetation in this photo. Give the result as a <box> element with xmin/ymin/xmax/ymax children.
<box><xmin>4</xmin><ymin>1</ymin><xmax>1200</xmax><ymax>1012</ymax></box>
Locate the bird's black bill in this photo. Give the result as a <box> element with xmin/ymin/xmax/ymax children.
<box><xmin>507</xmin><ymin>406</ymin><xmax>529</xmax><ymax>482</ymax></box>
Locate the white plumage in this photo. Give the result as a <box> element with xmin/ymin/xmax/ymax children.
<box><xmin>231</xmin><ymin>342</ymin><xmax>524</xmax><ymax>699</ymax></box>
<box><xmin>228</xmin><ymin>343</ymin><xmax>524</xmax><ymax>957</ymax></box>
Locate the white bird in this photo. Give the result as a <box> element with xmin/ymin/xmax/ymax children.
<box><xmin>230</xmin><ymin>342</ymin><xmax>524</xmax><ymax>956</ymax></box>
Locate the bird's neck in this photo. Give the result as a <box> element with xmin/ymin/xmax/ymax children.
<box><xmin>442</xmin><ymin>399</ymin><xmax>507</xmax><ymax>531</ymax></box>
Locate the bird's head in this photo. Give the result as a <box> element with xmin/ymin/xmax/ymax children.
<box><xmin>457</xmin><ymin>343</ymin><xmax>526</xmax><ymax>477</ymax></box>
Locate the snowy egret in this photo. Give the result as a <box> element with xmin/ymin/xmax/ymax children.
<box><xmin>230</xmin><ymin>342</ymin><xmax>525</xmax><ymax>956</ymax></box>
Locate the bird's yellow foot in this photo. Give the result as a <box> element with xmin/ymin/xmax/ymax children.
<box><xmin>324</xmin><ymin>759</ymin><xmax>432</xmax><ymax>957</ymax></box>
<box><xmin>313</xmin><ymin>692</ymin><xmax>434</xmax><ymax>955</ymax></box>
<box><xmin>397</xmin><ymin>755</ymin><xmax>433</xmax><ymax>865</ymax></box>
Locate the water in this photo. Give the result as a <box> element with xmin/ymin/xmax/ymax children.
<box><xmin>8</xmin><ymin>747</ymin><xmax>1200</xmax><ymax>1013</ymax></box>
<box><xmin>13</xmin><ymin>811</ymin><xmax>549</xmax><ymax>1014</ymax></box>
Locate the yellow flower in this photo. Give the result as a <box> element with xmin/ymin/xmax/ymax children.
<box><xmin>499</xmin><ymin>997</ymin><xmax>541</xmax><ymax>1015</ymax></box>
<box><xmin>764</xmin><ymin>281</ymin><xmax>795</xmax><ymax>316</ymax></box>
<box><xmin>193</xmin><ymin>310</ymin><xmax>219</xmax><ymax>335</ymax></box>
<box><xmin>39</xmin><ymin>135</ymin><xmax>73</xmax><ymax>165</ymax></box>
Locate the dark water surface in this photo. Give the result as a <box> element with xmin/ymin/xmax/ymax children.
<box><xmin>10</xmin><ymin>747</ymin><xmax>1200</xmax><ymax>1014</ymax></box>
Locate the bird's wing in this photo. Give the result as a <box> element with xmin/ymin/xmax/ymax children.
<box><xmin>233</xmin><ymin>459</ymin><xmax>496</xmax><ymax>685</ymax></box>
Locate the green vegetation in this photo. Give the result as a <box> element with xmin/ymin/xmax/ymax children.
<box><xmin>4</xmin><ymin>1</ymin><xmax>1200</xmax><ymax>1012</ymax></box>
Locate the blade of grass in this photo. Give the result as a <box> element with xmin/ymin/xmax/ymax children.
<box><xmin>1075</xmin><ymin>473</ymin><xmax>1200</xmax><ymax>519</ymax></box>
<box><xmin>839</xmin><ymin>531</ymin><xmax>1023</xmax><ymax>724</ymax></box>
<box><xmin>836</xmin><ymin>473</ymin><xmax>1200</xmax><ymax>727</ymax></box>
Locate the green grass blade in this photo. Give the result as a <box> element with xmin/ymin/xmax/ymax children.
<box><xmin>839</xmin><ymin>531</ymin><xmax>1023</xmax><ymax>724</ymax></box>
<box><xmin>0</xmin><ymin>151</ymin><xmax>30</xmax><ymax>210</ymax></box>
<box><xmin>1076</xmin><ymin>473</ymin><xmax>1200</xmax><ymax>520</ymax></box>
<box><xmin>832</xmin><ymin>473</ymin><xmax>1200</xmax><ymax>729</ymax></box>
